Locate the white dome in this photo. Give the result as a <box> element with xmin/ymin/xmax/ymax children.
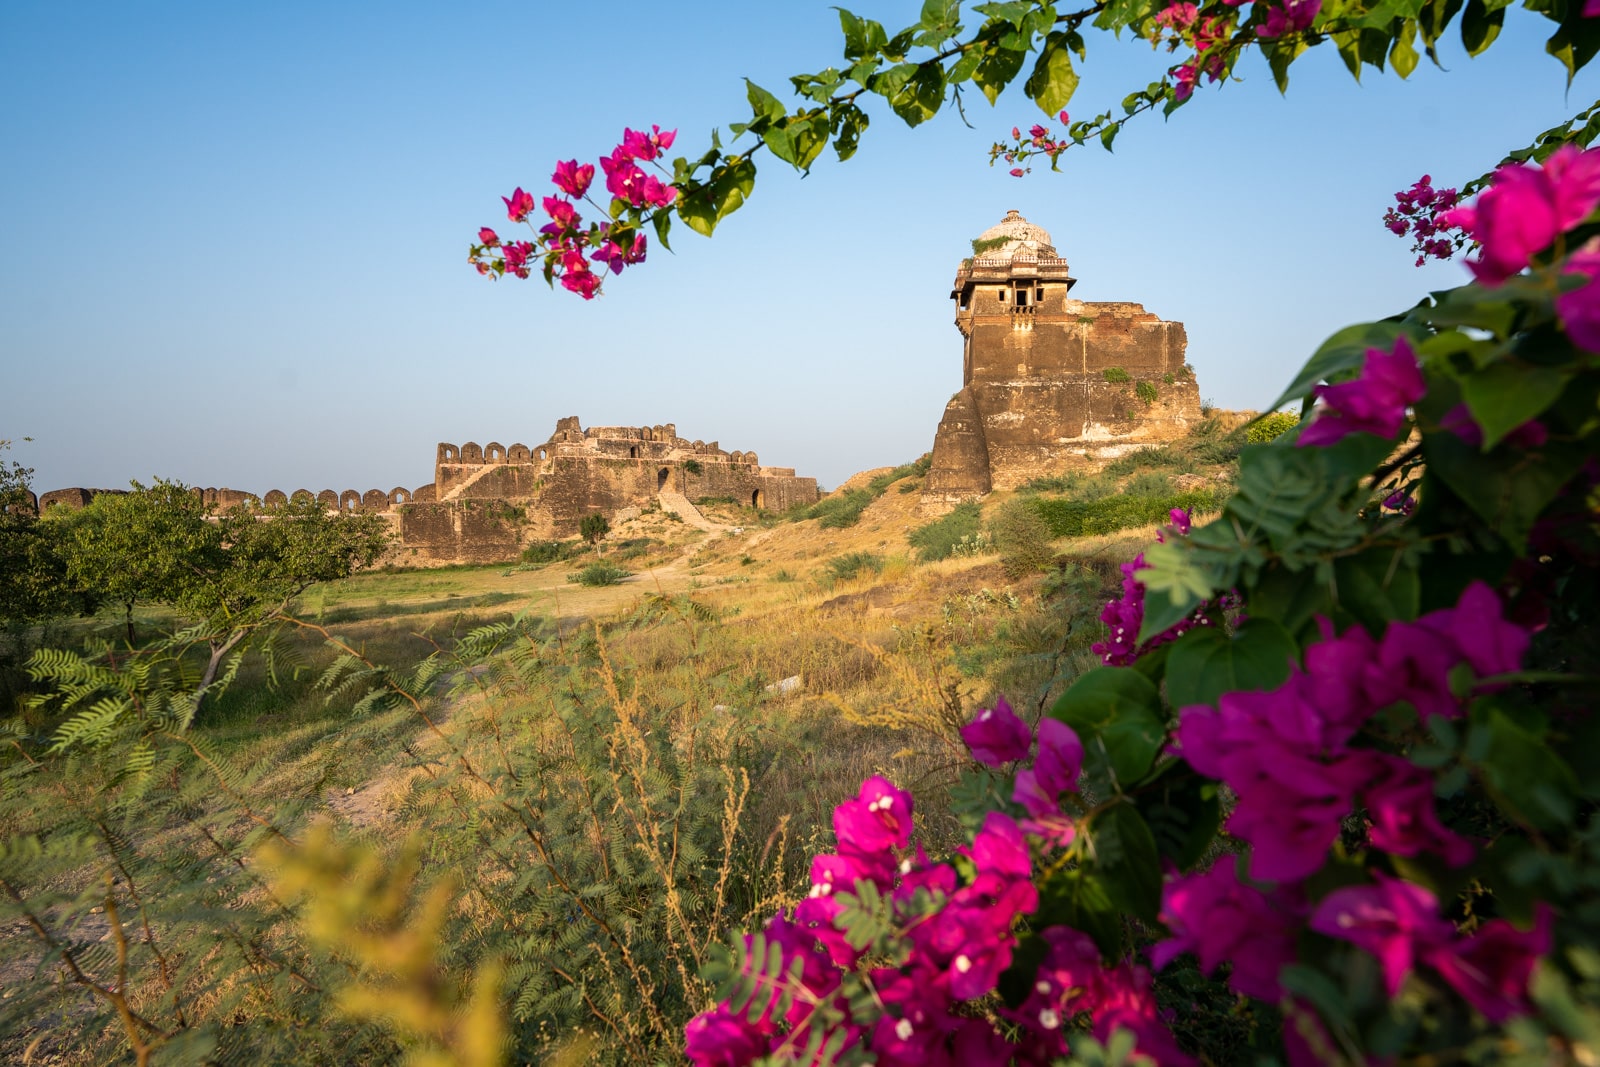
<box><xmin>972</xmin><ymin>209</ymin><xmax>1058</xmax><ymax>260</ymax></box>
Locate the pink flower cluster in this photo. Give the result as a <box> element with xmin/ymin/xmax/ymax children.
<box><xmin>1298</xmin><ymin>336</ymin><xmax>1425</xmax><ymax>447</ymax></box>
<box><xmin>1383</xmin><ymin>174</ymin><xmax>1466</xmax><ymax>266</ymax></box>
<box><xmin>1440</xmin><ymin>145</ymin><xmax>1600</xmax><ymax>284</ymax></box>
<box><xmin>1175</xmin><ymin>580</ymin><xmax>1528</xmax><ymax>883</ymax></box>
<box><xmin>468</xmin><ymin>125</ymin><xmax>678</xmax><ymax>299</ymax></box>
<box><xmin>1091</xmin><ymin>510</ymin><xmax>1212</xmax><ymax>667</ymax></box>
<box><xmin>961</xmin><ymin>697</ymin><xmax>1085</xmax><ymax>847</ymax></box>
<box><xmin>1255</xmin><ymin>0</ymin><xmax>1321</xmax><ymax>38</ymax></box>
<box><xmin>685</xmin><ymin>777</ymin><xmax>1042</xmax><ymax>1066</ymax></box>
<box><xmin>996</xmin><ymin>112</ymin><xmax>1070</xmax><ymax>177</ymax></box>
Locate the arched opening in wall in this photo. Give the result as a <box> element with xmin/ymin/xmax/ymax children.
<box><xmin>751</xmin><ymin>489</ymin><xmax>764</xmax><ymax>509</ymax></box>
<box><xmin>629</xmin><ymin>446</ymin><xmax>638</xmax><ymax>459</ymax></box>
<box><xmin>657</xmin><ymin>467</ymin><xmax>671</xmax><ymax>492</ymax></box>
<box><xmin>535</xmin><ymin>447</ymin><xmax>548</xmax><ymax>462</ymax></box>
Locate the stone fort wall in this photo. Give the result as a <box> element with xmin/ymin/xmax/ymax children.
<box><xmin>35</xmin><ymin>416</ymin><xmax>820</xmax><ymax>567</ymax></box>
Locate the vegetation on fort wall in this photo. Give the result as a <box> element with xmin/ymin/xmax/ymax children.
<box><xmin>791</xmin><ymin>455</ymin><xmax>931</xmax><ymax>529</ymax></box>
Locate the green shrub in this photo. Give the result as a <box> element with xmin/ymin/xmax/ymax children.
<box><xmin>812</xmin><ymin>489</ymin><xmax>872</xmax><ymax>528</ymax></box>
<box><xmin>1103</xmin><ymin>448</ymin><xmax>1189</xmax><ymax>477</ymax></box>
<box><xmin>1017</xmin><ymin>472</ymin><xmax>1117</xmax><ymax>500</ymax></box>
<box><xmin>1027</xmin><ymin>488</ymin><xmax>1222</xmax><ymax>538</ymax></box>
<box><xmin>579</xmin><ymin>513</ymin><xmax>611</xmax><ymax>546</ymax></box>
<box><xmin>1102</xmin><ymin>367</ymin><xmax>1131</xmax><ymax>383</ymax></box>
<box><xmin>520</xmin><ymin>540</ymin><xmax>571</xmax><ymax>564</ymax></box>
<box><xmin>970</xmin><ymin>235</ymin><xmax>1009</xmax><ymax>255</ymax></box>
<box><xmin>1135</xmin><ymin>380</ymin><xmax>1159</xmax><ymax>405</ymax></box>
<box><xmin>824</xmin><ymin>552</ymin><xmax>883</xmax><ymax>583</ymax></box>
<box><xmin>1125</xmin><ymin>470</ymin><xmax>1176</xmax><ymax>495</ymax></box>
<box><xmin>1247</xmin><ymin>409</ymin><xmax>1300</xmax><ymax>443</ymax></box>
<box><xmin>908</xmin><ymin>502</ymin><xmax>984</xmax><ymax>562</ymax></box>
<box><xmin>682</xmin><ymin>458</ymin><xmax>703</xmax><ymax>475</ymax></box>
<box><xmin>567</xmin><ymin>562</ymin><xmax>631</xmax><ymax>586</ymax></box>
<box><xmin>1162</xmin><ymin>372</ymin><xmax>1175</xmax><ymax>385</ymax></box>
<box><xmin>989</xmin><ymin>498</ymin><xmax>1055</xmax><ymax>578</ymax></box>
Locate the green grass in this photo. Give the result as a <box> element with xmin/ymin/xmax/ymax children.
<box><xmin>1028</xmin><ymin>488</ymin><xmax>1223</xmax><ymax>538</ymax></box>
<box><xmin>908</xmin><ymin>502</ymin><xmax>984</xmax><ymax>562</ymax></box>
<box><xmin>824</xmin><ymin>552</ymin><xmax>884</xmax><ymax>584</ymax></box>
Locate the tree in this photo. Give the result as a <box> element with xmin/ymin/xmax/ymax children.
<box><xmin>0</xmin><ymin>440</ymin><xmax>95</xmax><ymax>624</ymax></box>
<box><xmin>579</xmin><ymin>513</ymin><xmax>610</xmax><ymax>550</ymax></box>
<box><xmin>62</xmin><ymin>480</ymin><xmax>219</xmax><ymax>645</ymax></box>
<box><xmin>61</xmin><ymin>484</ymin><xmax>391</xmax><ymax>696</ymax></box>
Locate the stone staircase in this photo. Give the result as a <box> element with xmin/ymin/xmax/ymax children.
<box><xmin>656</xmin><ymin>490</ymin><xmax>722</xmax><ymax>531</ymax></box>
<box><xmin>439</xmin><ymin>465</ymin><xmax>502</xmax><ymax>502</ymax></box>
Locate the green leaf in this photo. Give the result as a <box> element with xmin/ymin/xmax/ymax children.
<box><xmin>1165</xmin><ymin>618</ymin><xmax>1296</xmax><ymax>708</ymax></box>
<box><xmin>973</xmin><ymin>39</ymin><xmax>1027</xmax><ymax>105</ymax></box>
<box><xmin>1459</xmin><ymin>362</ymin><xmax>1567</xmax><ymax>448</ymax></box>
<box><xmin>1133</xmin><ymin>761</ymin><xmax>1221</xmax><ymax>870</ymax></box>
<box><xmin>1024</xmin><ymin>32</ymin><xmax>1079</xmax><ymax>117</ymax></box>
<box><xmin>651</xmin><ymin>207</ymin><xmax>673</xmax><ymax>252</ymax></box>
<box><xmin>1460</xmin><ymin>0</ymin><xmax>1504</xmax><ymax>55</ymax></box>
<box><xmin>1423</xmin><ymin>428</ymin><xmax>1588</xmax><ymax>551</ymax></box>
<box><xmin>830</xmin><ymin>102</ymin><xmax>870</xmax><ymax>161</ymax></box>
<box><xmin>1332</xmin><ymin>547</ymin><xmax>1420</xmax><ymax>632</ymax></box>
<box><xmin>887</xmin><ymin>61</ymin><xmax>945</xmax><ymax>127</ymax></box>
<box><xmin>1269</xmin><ymin>320</ymin><xmax>1408</xmax><ymax>411</ymax></box>
<box><xmin>1472</xmin><ymin>708</ymin><xmax>1578</xmax><ymax>832</ymax></box>
<box><xmin>1390</xmin><ymin>21</ymin><xmax>1420</xmax><ymax>77</ymax></box>
<box><xmin>675</xmin><ymin>156</ymin><xmax>758</xmax><ymax>238</ymax></box>
<box><xmin>1090</xmin><ymin>801</ymin><xmax>1162</xmax><ymax>923</ymax></box>
<box><xmin>1033</xmin><ymin>867</ymin><xmax>1125</xmax><ymax>959</ymax></box>
<box><xmin>838</xmin><ymin>8</ymin><xmax>888</xmax><ymax>59</ymax></box>
<box><xmin>1050</xmin><ymin>667</ymin><xmax>1165</xmax><ymax>787</ymax></box>
<box><xmin>745</xmin><ymin>79</ymin><xmax>785</xmax><ymax>124</ymax></box>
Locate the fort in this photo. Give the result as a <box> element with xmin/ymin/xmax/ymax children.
<box><xmin>32</xmin><ymin>417</ymin><xmax>820</xmax><ymax>566</ymax></box>
<box><xmin>922</xmin><ymin>210</ymin><xmax>1202</xmax><ymax>511</ymax></box>
<box><xmin>33</xmin><ymin>211</ymin><xmax>1201</xmax><ymax>554</ymax></box>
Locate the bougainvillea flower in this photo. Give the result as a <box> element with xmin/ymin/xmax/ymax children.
<box><xmin>964</xmin><ymin>811</ymin><xmax>1033</xmax><ymax>884</ymax></box>
<box><xmin>591</xmin><ymin>241</ymin><xmax>627</xmax><ymax>274</ymax></box>
<box><xmin>559</xmin><ymin>266</ymin><xmax>601</xmax><ymax>299</ymax></box>
<box><xmin>684</xmin><ymin>1003</ymin><xmax>767</xmax><ymax>1067</ymax></box>
<box><xmin>501</xmin><ymin>241</ymin><xmax>533</xmax><ymax>278</ymax></box>
<box><xmin>1557</xmin><ymin>243</ymin><xmax>1600</xmax><ymax>351</ymax></box>
<box><xmin>1257</xmin><ymin>0</ymin><xmax>1322</xmax><ymax>37</ymax></box>
<box><xmin>477</xmin><ymin>227</ymin><xmax>499</xmax><ymax>246</ymax></box>
<box><xmin>639</xmin><ymin>174</ymin><xmax>678</xmax><ymax>209</ymax></box>
<box><xmin>1229</xmin><ymin>755</ymin><xmax>1366</xmax><ymax>882</ymax></box>
<box><xmin>834</xmin><ymin>776</ymin><xmax>916</xmax><ymax>858</ymax></box>
<box><xmin>551</xmin><ymin>159</ymin><xmax>595</xmax><ymax>197</ymax></box>
<box><xmin>1357</xmin><ymin>753</ymin><xmax>1475</xmax><ymax>866</ymax></box>
<box><xmin>621</xmin><ymin>125</ymin><xmax>677</xmax><ymax>162</ymax></box>
<box><xmin>961</xmin><ymin>697</ymin><xmax>1031</xmax><ymax>765</ymax></box>
<box><xmin>1427</xmin><ymin>906</ymin><xmax>1552</xmax><ymax>1022</ymax></box>
<box><xmin>1299</xmin><ymin>336</ymin><xmax>1425</xmax><ymax>447</ymax></box>
<box><xmin>1012</xmin><ymin>718</ymin><xmax>1083</xmax><ymax>818</ymax></box>
<box><xmin>542</xmin><ymin>196</ymin><xmax>580</xmax><ymax>229</ymax></box>
<box><xmin>1310</xmin><ymin>873</ymin><xmax>1456</xmax><ymax>996</ymax></box>
<box><xmin>1152</xmin><ymin>862</ymin><xmax>1300</xmax><ymax>1000</ymax></box>
<box><xmin>1416</xmin><ymin>580</ymin><xmax>1530</xmax><ymax>683</ymax></box>
<box><xmin>1441</xmin><ymin>145</ymin><xmax>1600</xmax><ymax>284</ymax></box>
<box><xmin>501</xmin><ymin>186</ymin><xmax>535</xmax><ymax>222</ymax></box>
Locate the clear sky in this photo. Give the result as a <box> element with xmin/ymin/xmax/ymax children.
<box><xmin>3</xmin><ymin>1</ymin><xmax>1594</xmax><ymax>495</ymax></box>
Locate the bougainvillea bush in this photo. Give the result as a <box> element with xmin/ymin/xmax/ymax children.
<box><xmin>683</xmin><ymin>146</ymin><xmax>1600</xmax><ymax>1063</ymax></box>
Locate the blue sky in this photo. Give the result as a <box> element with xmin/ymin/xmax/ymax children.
<box><xmin>3</xmin><ymin>1</ymin><xmax>1594</xmax><ymax>494</ymax></box>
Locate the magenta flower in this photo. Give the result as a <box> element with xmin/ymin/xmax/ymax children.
<box><xmin>1429</xmin><ymin>906</ymin><xmax>1552</xmax><ymax>1022</ymax></box>
<box><xmin>1153</xmin><ymin>863</ymin><xmax>1300</xmax><ymax>1000</ymax></box>
<box><xmin>551</xmin><ymin>159</ymin><xmax>594</xmax><ymax>198</ymax></box>
<box><xmin>1257</xmin><ymin>0</ymin><xmax>1321</xmax><ymax>37</ymax></box>
<box><xmin>1382</xmin><ymin>490</ymin><xmax>1416</xmax><ymax>515</ymax></box>
<box><xmin>1009</xmin><ymin>167</ymin><xmax>1025</xmax><ymax>178</ymax></box>
<box><xmin>541</xmin><ymin>196</ymin><xmax>580</xmax><ymax>230</ymax></box>
<box><xmin>684</xmin><ymin>1004</ymin><xmax>767</xmax><ymax>1067</ymax></box>
<box><xmin>1310</xmin><ymin>872</ymin><xmax>1456</xmax><ymax>995</ymax></box>
<box><xmin>1168</xmin><ymin>507</ymin><xmax>1192</xmax><ymax>535</ymax></box>
<box><xmin>961</xmin><ymin>697</ymin><xmax>1031</xmax><ymax>766</ymax></box>
<box><xmin>639</xmin><ymin>173</ymin><xmax>678</xmax><ymax>209</ymax></box>
<box><xmin>559</xmin><ymin>263</ymin><xmax>600</xmax><ymax>300</ymax></box>
<box><xmin>834</xmin><ymin>776</ymin><xmax>915</xmax><ymax>859</ymax></box>
<box><xmin>1228</xmin><ymin>755</ymin><xmax>1368</xmax><ymax>882</ymax></box>
<box><xmin>1558</xmin><ymin>244</ymin><xmax>1600</xmax><ymax>351</ymax></box>
<box><xmin>1059</xmin><ymin>110</ymin><xmax>1070</xmax><ymax>123</ymax></box>
<box><xmin>501</xmin><ymin>186</ymin><xmax>535</xmax><ymax>223</ymax></box>
<box><xmin>1299</xmin><ymin>336</ymin><xmax>1425</xmax><ymax>447</ymax></box>
<box><xmin>621</xmin><ymin>125</ymin><xmax>676</xmax><ymax>162</ymax></box>
<box><xmin>1441</xmin><ymin>145</ymin><xmax>1600</xmax><ymax>284</ymax></box>
<box><xmin>501</xmin><ymin>240</ymin><xmax>534</xmax><ymax>279</ymax></box>
<box><xmin>591</xmin><ymin>241</ymin><xmax>626</xmax><ymax>274</ymax></box>
<box><xmin>1357</xmin><ymin>754</ymin><xmax>1475</xmax><ymax>867</ymax></box>
<box><xmin>1012</xmin><ymin>718</ymin><xmax>1083</xmax><ymax>818</ymax></box>
<box><xmin>477</xmin><ymin>227</ymin><xmax>500</xmax><ymax>247</ymax></box>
